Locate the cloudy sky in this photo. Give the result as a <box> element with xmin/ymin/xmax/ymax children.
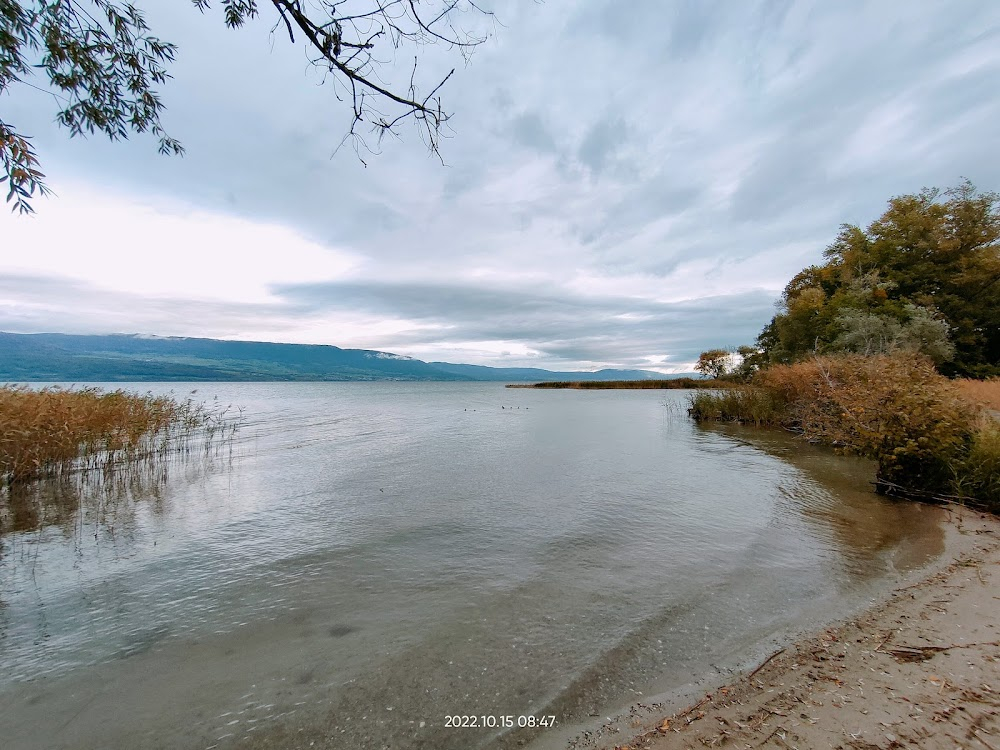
<box><xmin>2</xmin><ymin>0</ymin><xmax>999</xmax><ymax>372</ymax></box>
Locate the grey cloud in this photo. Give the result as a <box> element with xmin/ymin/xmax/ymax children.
<box><xmin>441</xmin><ymin>161</ymin><xmax>489</xmax><ymax>202</ymax></box>
<box><xmin>490</xmin><ymin>86</ymin><xmax>515</xmax><ymax>114</ymax></box>
<box><xmin>509</xmin><ymin>112</ymin><xmax>558</xmax><ymax>154</ymax></box>
<box><xmin>577</xmin><ymin>116</ymin><xmax>629</xmax><ymax>177</ymax></box>
<box><xmin>575</xmin><ymin>177</ymin><xmax>702</xmax><ymax>252</ymax></box>
<box><xmin>5</xmin><ymin>0</ymin><xmax>1000</xmax><ymax>369</ymax></box>
<box><xmin>667</xmin><ymin>0</ymin><xmax>716</xmax><ymax>59</ymax></box>
<box><xmin>0</xmin><ymin>275</ymin><xmax>310</xmax><ymax>340</ymax></box>
<box><xmin>728</xmin><ymin>133</ymin><xmax>838</xmax><ymax>223</ymax></box>
<box><xmin>346</xmin><ymin>200</ymin><xmax>406</xmax><ymax>235</ymax></box>
<box><xmin>570</xmin><ymin>2</ymin><xmax>676</xmax><ymax>46</ymax></box>
<box><xmin>273</xmin><ymin>280</ymin><xmax>775</xmax><ymax>366</ymax></box>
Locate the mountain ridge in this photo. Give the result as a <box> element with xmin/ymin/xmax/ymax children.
<box><xmin>0</xmin><ymin>332</ymin><xmax>687</xmax><ymax>382</ymax></box>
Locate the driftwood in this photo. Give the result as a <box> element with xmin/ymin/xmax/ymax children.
<box><xmin>874</xmin><ymin>479</ymin><xmax>991</xmax><ymax>511</ymax></box>
<box><xmin>887</xmin><ymin>641</ymin><xmax>1000</xmax><ymax>663</ymax></box>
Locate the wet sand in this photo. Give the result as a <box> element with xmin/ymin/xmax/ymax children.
<box><xmin>578</xmin><ymin>506</ymin><xmax>1000</xmax><ymax>750</ymax></box>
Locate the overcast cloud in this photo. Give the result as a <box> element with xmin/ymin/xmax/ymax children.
<box><xmin>1</xmin><ymin>0</ymin><xmax>998</xmax><ymax>371</ymax></box>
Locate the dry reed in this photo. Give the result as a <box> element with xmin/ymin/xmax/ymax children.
<box><xmin>955</xmin><ymin>378</ymin><xmax>1000</xmax><ymax>413</ymax></box>
<box><xmin>0</xmin><ymin>385</ymin><xmax>235</xmax><ymax>484</ymax></box>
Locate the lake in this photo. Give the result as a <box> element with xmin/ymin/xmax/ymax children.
<box><xmin>0</xmin><ymin>382</ymin><xmax>948</xmax><ymax>749</ymax></box>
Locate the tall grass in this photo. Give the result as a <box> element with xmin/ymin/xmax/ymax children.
<box><xmin>687</xmin><ymin>387</ymin><xmax>784</xmax><ymax>426</ymax></box>
<box><xmin>689</xmin><ymin>354</ymin><xmax>1000</xmax><ymax>511</ymax></box>
<box><xmin>954</xmin><ymin>416</ymin><xmax>1000</xmax><ymax>505</ymax></box>
<box><xmin>0</xmin><ymin>385</ymin><xmax>236</xmax><ymax>484</ymax></box>
<box><xmin>956</xmin><ymin>378</ymin><xmax>1000</xmax><ymax>412</ymax></box>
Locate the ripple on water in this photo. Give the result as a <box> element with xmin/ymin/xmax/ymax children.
<box><xmin>0</xmin><ymin>384</ymin><xmax>947</xmax><ymax>750</ymax></box>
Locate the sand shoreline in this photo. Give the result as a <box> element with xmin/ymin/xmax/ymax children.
<box><xmin>566</xmin><ymin>505</ymin><xmax>1000</xmax><ymax>750</ymax></box>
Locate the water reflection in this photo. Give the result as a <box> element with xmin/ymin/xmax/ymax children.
<box><xmin>0</xmin><ymin>444</ymin><xmax>239</xmax><ymax>635</ymax></box>
<box><xmin>701</xmin><ymin>422</ymin><xmax>946</xmax><ymax>579</ymax></box>
<box><xmin>0</xmin><ymin>428</ymin><xmax>239</xmax><ymax>535</ymax></box>
<box><xmin>1</xmin><ymin>467</ymin><xmax>166</xmax><ymax>535</ymax></box>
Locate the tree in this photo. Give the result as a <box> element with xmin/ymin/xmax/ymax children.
<box><xmin>758</xmin><ymin>181</ymin><xmax>1000</xmax><ymax>377</ymax></box>
<box><xmin>831</xmin><ymin>304</ymin><xmax>954</xmax><ymax>364</ymax></box>
<box><xmin>1</xmin><ymin>0</ymin><xmax>493</xmax><ymax>213</ymax></box>
<box><xmin>695</xmin><ymin>348</ymin><xmax>732</xmax><ymax>379</ymax></box>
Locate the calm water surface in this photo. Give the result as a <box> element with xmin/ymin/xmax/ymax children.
<box><xmin>0</xmin><ymin>383</ymin><xmax>947</xmax><ymax>749</ymax></box>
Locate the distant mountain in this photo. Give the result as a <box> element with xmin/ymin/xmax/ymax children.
<box><xmin>0</xmin><ymin>332</ymin><xmax>463</xmax><ymax>382</ymax></box>
<box><xmin>0</xmin><ymin>332</ymin><xmax>682</xmax><ymax>382</ymax></box>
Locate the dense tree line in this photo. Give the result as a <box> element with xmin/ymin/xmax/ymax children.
<box><xmin>749</xmin><ymin>182</ymin><xmax>1000</xmax><ymax>378</ymax></box>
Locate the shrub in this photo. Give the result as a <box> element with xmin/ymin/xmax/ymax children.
<box><xmin>759</xmin><ymin>354</ymin><xmax>971</xmax><ymax>494</ymax></box>
<box><xmin>689</xmin><ymin>353</ymin><xmax>995</xmax><ymax>503</ymax></box>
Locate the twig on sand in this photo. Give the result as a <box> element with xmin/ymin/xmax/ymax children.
<box><xmin>748</xmin><ymin>648</ymin><xmax>786</xmax><ymax>681</ymax></box>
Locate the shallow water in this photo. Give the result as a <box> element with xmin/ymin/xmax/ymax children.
<box><xmin>0</xmin><ymin>383</ymin><xmax>947</xmax><ymax>749</ymax></box>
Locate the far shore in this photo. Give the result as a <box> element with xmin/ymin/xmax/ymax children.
<box><xmin>506</xmin><ymin>378</ymin><xmax>727</xmax><ymax>389</ymax></box>
<box><xmin>562</xmin><ymin>505</ymin><xmax>1000</xmax><ymax>750</ymax></box>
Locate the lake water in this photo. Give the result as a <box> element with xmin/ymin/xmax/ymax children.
<box><xmin>0</xmin><ymin>383</ymin><xmax>948</xmax><ymax>750</ymax></box>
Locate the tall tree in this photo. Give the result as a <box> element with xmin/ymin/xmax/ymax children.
<box><xmin>1</xmin><ymin>0</ymin><xmax>493</xmax><ymax>213</ymax></box>
<box><xmin>695</xmin><ymin>348</ymin><xmax>733</xmax><ymax>379</ymax></box>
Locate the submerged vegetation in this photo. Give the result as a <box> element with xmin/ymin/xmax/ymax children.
<box><xmin>0</xmin><ymin>385</ymin><xmax>238</xmax><ymax>484</ymax></box>
<box><xmin>692</xmin><ymin>182</ymin><xmax>1000</xmax><ymax>511</ymax></box>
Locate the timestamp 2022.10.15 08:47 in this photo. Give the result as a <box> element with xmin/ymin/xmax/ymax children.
<box><xmin>444</xmin><ymin>715</ymin><xmax>557</xmax><ymax>729</ymax></box>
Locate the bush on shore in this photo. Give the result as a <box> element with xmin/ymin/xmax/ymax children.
<box><xmin>689</xmin><ymin>353</ymin><xmax>1000</xmax><ymax>511</ymax></box>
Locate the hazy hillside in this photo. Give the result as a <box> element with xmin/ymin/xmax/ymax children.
<box><xmin>0</xmin><ymin>333</ymin><xmax>677</xmax><ymax>382</ymax></box>
<box><xmin>0</xmin><ymin>333</ymin><xmax>464</xmax><ymax>382</ymax></box>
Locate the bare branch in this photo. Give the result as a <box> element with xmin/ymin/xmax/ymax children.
<box><xmin>1</xmin><ymin>0</ymin><xmax>492</xmax><ymax>211</ymax></box>
<box><xmin>273</xmin><ymin>0</ymin><xmax>488</xmax><ymax>154</ymax></box>
<box><xmin>271</xmin><ymin>2</ymin><xmax>296</xmax><ymax>42</ymax></box>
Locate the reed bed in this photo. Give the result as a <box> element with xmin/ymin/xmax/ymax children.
<box><xmin>955</xmin><ymin>415</ymin><xmax>1000</xmax><ymax>505</ymax></box>
<box><xmin>687</xmin><ymin>386</ymin><xmax>785</xmax><ymax>426</ymax></box>
<box><xmin>0</xmin><ymin>385</ymin><xmax>237</xmax><ymax>484</ymax></box>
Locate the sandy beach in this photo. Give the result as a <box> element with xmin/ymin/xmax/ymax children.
<box><xmin>584</xmin><ymin>506</ymin><xmax>1000</xmax><ymax>750</ymax></box>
